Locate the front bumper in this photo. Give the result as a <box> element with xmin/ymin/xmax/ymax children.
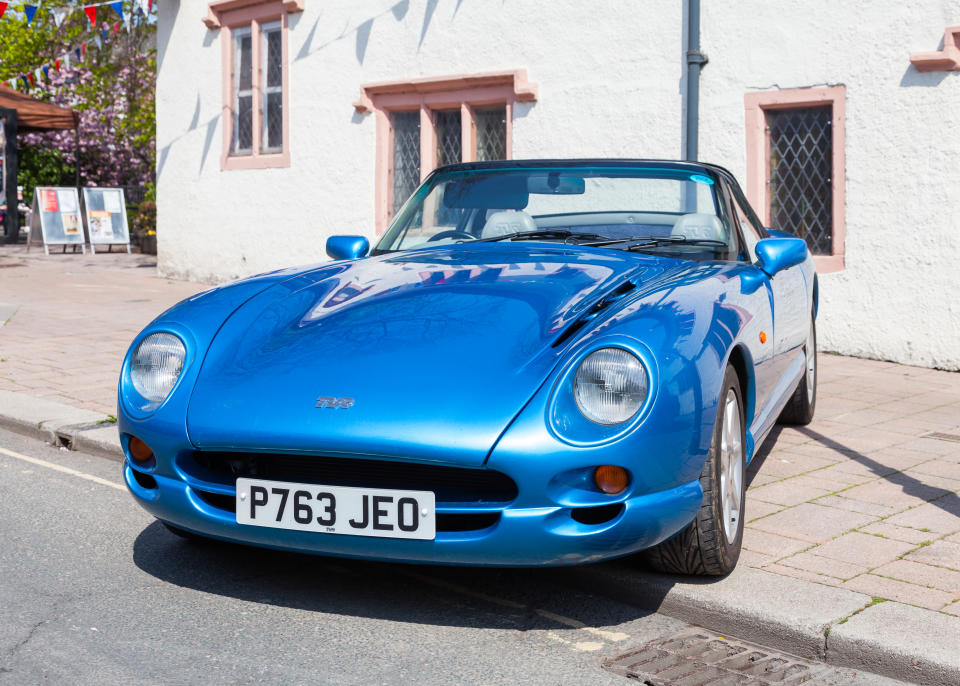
<box><xmin>125</xmin><ymin>462</ymin><xmax>702</xmax><ymax>567</ymax></box>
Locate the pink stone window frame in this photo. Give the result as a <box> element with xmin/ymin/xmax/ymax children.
<box><xmin>744</xmin><ymin>86</ymin><xmax>846</xmax><ymax>274</ymax></box>
<box><xmin>205</xmin><ymin>1</ymin><xmax>304</xmax><ymax>171</ymax></box>
<box><xmin>354</xmin><ymin>70</ymin><xmax>538</xmax><ymax>233</ymax></box>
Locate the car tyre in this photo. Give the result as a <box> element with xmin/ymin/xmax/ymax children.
<box><xmin>778</xmin><ymin>314</ymin><xmax>817</xmax><ymax>425</ymax></box>
<box><xmin>643</xmin><ymin>365</ymin><xmax>745</xmax><ymax>576</ymax></box>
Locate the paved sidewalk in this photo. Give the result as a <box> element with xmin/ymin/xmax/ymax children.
<box><xmin>1</xmin><ymin>245</ymin><xmax>958</xmax><ymax>681</ymax></box>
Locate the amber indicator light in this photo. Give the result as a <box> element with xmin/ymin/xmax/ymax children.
<box><xmin>128</xmin><ymin>436</ymin><xmax>154</xmax><ymax>463</ymax></box>
<box><xmin>759</xmin><ymin>331</ymin><xmax>767</xmax><ymax>344</ymax></box>
<box><xmin>594</xmin><ymin>465</ymin><xmax>629</xmax><ymax>495</ymax></box>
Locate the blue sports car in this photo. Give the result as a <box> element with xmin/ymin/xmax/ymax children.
<box><xmin>120</xmin><ymin>160</ymin><xmax>817</xmax><ymax>575</ymax></box>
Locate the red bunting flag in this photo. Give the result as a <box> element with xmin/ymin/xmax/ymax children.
<box><xmin>81</xmin><ymin>43</ymin><xmax>88</xmax><ymax>58</ymax></box>
<box><xmin>84</xmin><ymin>5</ymin><xmax>97</xmax><ymax>25</ymax></box>
<box><xmin>113</xmin><ymin>22</ymin><xmax>120</xmax><ymax>36</ymax></box>
<box><xmin>27</xmin><ymin>73</ymin><xmax>35</xmax><ymax>86</ymax></box>
<box><xmin>0</xmin><ymin>2</ymin><xmax>8</xmax><ymax>20</ymax></box>
<box><xmin>54</xmin><ymin>59</ymin><xmax>61</xmax><ymax>72</ymax></box>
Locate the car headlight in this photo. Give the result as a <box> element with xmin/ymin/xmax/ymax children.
<box><xmin>573</xmin><ymin>348</ymin><xmax>648</xmax><ymax>425</ymax></box>
<box><xmin>130</xmin><ymin>333</ymin><xmax>185</xmax><ymax>403</ymax></box>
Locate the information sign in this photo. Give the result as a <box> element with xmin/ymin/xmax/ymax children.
<box><xmin>26</xmin><ymin>186</ymin><xmax>85</xmax><ymax>255</ymax></box>
<box><xmin>82</xmin><ymin>187</ymin><xmax>131</xmax><ymax>254</ymax></box>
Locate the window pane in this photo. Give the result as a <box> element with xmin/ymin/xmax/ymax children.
<box><xmin>474</xmin><ymin>106</ymin><xmax>506</xmax><ymax>161</ymax></box>
<box><xmin>265</xmin><ymin>92</ymin><xmax>283</xmax><ymax>150</ymax></box>
<box><xmin>237</xmin><ymin>34</ymin><xmax>252</xmax><ymax>91</ymax></box>
<box><xmin>266</xmin><ymin>29</ymin><xmax>282</xmax><ymax>88</ymax></box>
<box><xmin>392</xmin><ymin>112</ymin><xmax>421</xmax><ymax>214</ymax></box>
<box><xmin>235</xmin><ymin>95</ymin><xmax>253</xmax><ymax>153</ymax></box>
<box><xmin>435</xmin><ymin>110</ymin><xmax>461</xmax><ymax>167</ymax></box>
<box><xmin>260</xmin><ymin>23</ymin><xmax>283</xmax><ymax>153</ymax></box>
<box><xmin>767</xmin><ymin>106</ymin><xmax>833</xmax><ymax>255</ymax></box>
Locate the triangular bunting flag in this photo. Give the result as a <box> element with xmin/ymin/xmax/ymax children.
<box><xmin>74</xmin><ymin>48</ymin><xmax>82</xmax><ymax>62</ymax></box>
<box><xmin>109</xmin><ymin>1</ymin><xmax>124</xmax><ymax>20</ymax></box>
<box><xmin>84</xmin><ymin>5</ymin><xmax>97</xmax><ymax>26</ymax></box>
<box><xmin>113</xmin><ymin>21</ymin><xmax>120</xmax><ymax>36</ymax></box>
<box><xmin>95</xmin><ymin>34</ymin><xmax>103</xmax><ymax>50</ymax></box>
<box><xmin>64</xmin><ymin>53</ymin><xmax>71</xmax><ymax>70</ymax></box>
<box><xmin>24</xmin><ymin>4</ymin><xmax>38</xmax><ymax>26</ymax></box>
<box><xmin>42</xmin><ymin>66</ymin><xmax>49</xmax><ymax>80</ymax></box>
<box><xmin>81</xmin><ymin>43</ymin><xmax>88</xmax><ymax>58</ymax></box>
<box><xmin>27</xmin><ymin>73</ymin><xmax>35</xmax><ymax>87</ymax></box>
<box><xmin>0</xmin><ymin>2</ymin><xmax>8</xmax><ymax>21</ymax></box>
<box><xmin>54</xmin><ymin>59</ymin><xmax>61</xmax><ymax>72</ymax></box>
<box><xmin>101</xmin><ymin>28</ymin><xmax>109</xmax><ymax>42</ymax></box>
<box><xmin>53</xmin><ymin>8</ymin><xmax>69</xmax><ymax>27</ymax></box>
<box><xmin>148</xmin><ymin>0</ymin><xmax>154</xmax><ymax>12</ymax></box>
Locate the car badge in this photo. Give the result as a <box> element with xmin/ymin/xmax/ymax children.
<box><xmin>316</xmin><ymin>396</ymin><xmax>355</xmax><ymax>409</ymax></box>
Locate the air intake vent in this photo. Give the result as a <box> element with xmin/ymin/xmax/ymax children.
<box><xmin>552</xmin><ymin>280</ymin><xmax>636</xmax><ymax>347</ymax></box>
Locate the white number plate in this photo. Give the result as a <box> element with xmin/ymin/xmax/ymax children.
<box><xmin>235</xmin><ymin>477</ymin><xmax>435</xmax><ymax>540</ymax></box>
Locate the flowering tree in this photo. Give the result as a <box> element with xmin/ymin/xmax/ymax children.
<box><xmin>0</xmin><ymin>2</ymin><xmax>156</xmax><ymax>195</ymax></box>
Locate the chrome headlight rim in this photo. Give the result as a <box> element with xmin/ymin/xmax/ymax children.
<box><xmin>129</xmin><ymin>331</ymin><xmax>187</xmax><ymax>406</ymax></box>
<box><xmin>572</xmin><ymin>346</ymin><xmax>650</xmax><ymax>425</ymax></box>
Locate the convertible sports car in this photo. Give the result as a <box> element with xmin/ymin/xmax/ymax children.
<box><xmin>120</xmin><ymin>160</ymin><xmax>817</xmax><ymax>576</ymax></box>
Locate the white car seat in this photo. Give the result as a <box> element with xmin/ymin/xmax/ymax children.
<box><xmin>671</xmin><ymin>213</ymin><xmax>727</xmax><ymax>242</ymax></box>
<box><xmin>481</xmin><ymin>210</ymin><xmax>537</xmax><ymax>238</ymax></box>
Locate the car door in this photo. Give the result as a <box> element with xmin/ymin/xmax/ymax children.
<box><xmin>729</xmin><ymin>185</ymin><xmax>808</xmax><ymax>386</ymax></box>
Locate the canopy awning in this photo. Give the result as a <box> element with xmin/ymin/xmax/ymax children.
<box><xmin>0</xmin><ymin>84</ymin><xmax>78</xmax><ymax>132</ymax></box>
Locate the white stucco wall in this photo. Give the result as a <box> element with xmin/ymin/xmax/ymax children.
<box><xmin>156</xmin><ymin>0</ymin><xmax>682</xmax><ymax>284</ymax></box>
<box><xmin>699</xmin><ymin>0</ymin><xmax>960</xmax><ymax>370</ymax></box>
<box><xmin>157</xmin><ymin>0</ymin><xmax>960</xmax><ymax>369</ymax></box>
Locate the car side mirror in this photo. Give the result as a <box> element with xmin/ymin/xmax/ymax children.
<box><xmin>326</xmin><ymin>235</ymin><xmax>370</xmax><ymax>260</ymax></box>
<box><xmin>754</xmin><ymin>237</ymin><xmax>808</xmax><ymax>277</ymax></box>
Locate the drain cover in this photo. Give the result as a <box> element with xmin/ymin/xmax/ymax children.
<box><xmin>925</xmin><ymin>432</ymin><xmax>960</xmax><ymax>443</ymax></box>
<box><xmin>603</xmin><ymin>629</ymin><xmax>828</xmax><ymax>685</ymax></box>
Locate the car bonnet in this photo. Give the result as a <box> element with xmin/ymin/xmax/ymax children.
<box><xmin>184</xmin><ymin>243</ymin><xmax>673</xmax><ymax>466</ymax></box>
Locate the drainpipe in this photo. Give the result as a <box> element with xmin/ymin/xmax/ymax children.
<box><xmin>683</xmin><ymin>0</ymin><xmax>708</xmax><ymax>161</ymax></box>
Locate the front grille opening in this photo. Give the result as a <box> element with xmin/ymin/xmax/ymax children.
<box><xmin>130</xmin><ymin>469</ymin><xmax>157</xmax><ymax>490</ymax></box>
<box><xmin>196</xmin><ymin>489</ymin><xmax>234</xmax><ymax>511</ymax></box>
<box><xmin>195</xmin><ymin>489</ymin><xmax>499</xmax><ymax>532</ymax></box>
<box><xmin>571</xmin><ymin>503</ymin><xmax>623</xmax><ymax>525</ymax></box>
<box><xmin>436</xmin><ymin>512</ymin><xmax>500</xmax><ymax>532</ymax></box>
<box><xmin>183</xmin><ymin>452</ymin><xmax>518</xmax><ymax>505</ymax></box>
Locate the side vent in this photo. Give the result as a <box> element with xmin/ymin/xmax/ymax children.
<box><xmin>552</xmin><ymin>281</ymin><xmax>637</xmax><ymax>348</ymax></box>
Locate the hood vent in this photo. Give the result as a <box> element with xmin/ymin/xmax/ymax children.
<box><xmin>551</xmin><ymin>280</ymin><xmax>637</xmax><ymax>348</ymax></box>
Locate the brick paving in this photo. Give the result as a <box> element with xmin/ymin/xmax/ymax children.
<box><xmin>2</xmin><ymin>245</ymin><xmax>959</xmax><ymax>617</ymax></box>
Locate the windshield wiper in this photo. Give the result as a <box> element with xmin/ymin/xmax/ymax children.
<box><xmin>472</xmin><ymin>229</ymin><xmax>606</xmax><ymax>243</ymax></box>
<box><xmin>583</xmin><ymin>235</ymin><xmax>729</xmax><ymax>251</ymax></box>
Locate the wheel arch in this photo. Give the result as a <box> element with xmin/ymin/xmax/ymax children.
<box><xmin>726</xmin><ymin>344</ymin><xmax>754</xmax><ymax>429</ymax></box>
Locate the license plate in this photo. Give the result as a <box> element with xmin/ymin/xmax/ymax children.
<box><xmin>235</xmin><ymin>478</ymin><xmax>435</xmax><ymax>540</ymax></box>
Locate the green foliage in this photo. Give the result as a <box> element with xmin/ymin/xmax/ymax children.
<box><xmin>16</xmin><ymin>145</ymin><xmax>75</xmax><ymax>206</ymax></box>
<box><xmin>133</xmin><ymin>199</ymin><xmax>156</xmax><ymax>237</ymax></box>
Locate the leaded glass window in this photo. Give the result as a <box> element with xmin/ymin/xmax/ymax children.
<box><xmin>392</xmin><ymin>112</ymin><xmax>421</xmax><ymax>213</ymax></box>
<box><xmin>767</xmin><ymin>106</ymin><xmax>833</xmax><ymax>255</ymax></box>
<box><xmin>261</xmin><ymin>21</ymin><xmax>283</xmax><ymax>153</ymax></box>
<box><xmin>475</xmin><ymin>106</ymin><xmax>507</xmax><ymax>161</ymax></box>
<box><xmin>232</xmin><ymin>27</ymin><xmax>253</xmax><ymax>155</ymax></box>
<box><xmin>435</xmin><ymin>110</ymin><xmax>462</xmax><ymax>167</ymax></box>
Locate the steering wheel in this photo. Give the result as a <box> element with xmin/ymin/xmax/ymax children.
<box><xmin>427</xmin><ymin>230</ymin><xmax>475</xmax><ymax>242</ymax></box>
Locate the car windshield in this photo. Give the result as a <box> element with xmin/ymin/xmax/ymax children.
<box><xmin>373</xmin><ymin>166</ymin><xmax>732</xmax><ymax>256</ymax></box>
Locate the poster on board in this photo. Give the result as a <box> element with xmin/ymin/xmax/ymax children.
<box><xmin>81</xmin><ymin>187</ymin><xmax>130</xmax><ymax>254</ymax></box>
<box><xmin>26</xmin><ymin>186</ymin><xmax>85</xmax><ymax>255</ymax></box>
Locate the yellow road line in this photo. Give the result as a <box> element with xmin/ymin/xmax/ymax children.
<box><xmin>0</xmin><ymin>446</ymin><xmax>125</xmax><ymax>491</ymax></box>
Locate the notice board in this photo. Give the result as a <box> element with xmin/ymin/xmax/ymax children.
<box><xmin>82</xmin><ymin>187</ymin><xmax>130</xmax><ymax>253</ymax></box>
<box><xmin>27</xmin><ymin>187</ymin><xmax>85</xmax><ymax>255</ymax></box>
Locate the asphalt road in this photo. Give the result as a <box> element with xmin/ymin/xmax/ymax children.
<box><xmin>0</xmin><ymin>428</ymin><xmax>906</xmax><ymax>686</ymax></box>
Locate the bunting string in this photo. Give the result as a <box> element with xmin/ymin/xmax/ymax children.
<box><xmin>1</xmin><ymin>1</ymin><xmax>156</xmax><ymax>93</ymax></box>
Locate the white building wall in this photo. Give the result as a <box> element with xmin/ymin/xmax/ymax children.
<box><xmin>699</xmin><ymin>0</ymin><xmax>960</xmax><ymax>370</ymax></box>
<box><xmin>157</xmin><ymin>0</ymin><xmax>682</xmax><ymax>284</ymax></box>
<box><xmin>157</xmin><ymin>0</ymin><xmax>960</xmax><ymax>369</ymax></box>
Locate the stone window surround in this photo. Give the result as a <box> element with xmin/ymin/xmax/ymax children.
<box><xmin>910</xmin><ymin>25</ymin><xmax>960</xmax><ymax>72</ymax></box>
<box><xmin>744</xmin><ymin>86</ymin><xmax>847</xmax><ymax>274</ymax></box>
<box><xmin>354</xmin><ymin>70</ymin><xmax>538</xmax><ymax>233</ymax></box>
<box><xmin>204</xmin><ymin>0</ymin><xmax>304</xmax><ymax>171</ymax></box>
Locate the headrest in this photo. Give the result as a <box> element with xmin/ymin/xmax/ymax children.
<box><xmin>671</xmin><ymin>213</ymin><xmax>726</xmax><ymax>243</ymax></box>
<box><xmin>481</xmin><ymin>210</ymin><xmax>537</xmax><ymax>238</ymax></box>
